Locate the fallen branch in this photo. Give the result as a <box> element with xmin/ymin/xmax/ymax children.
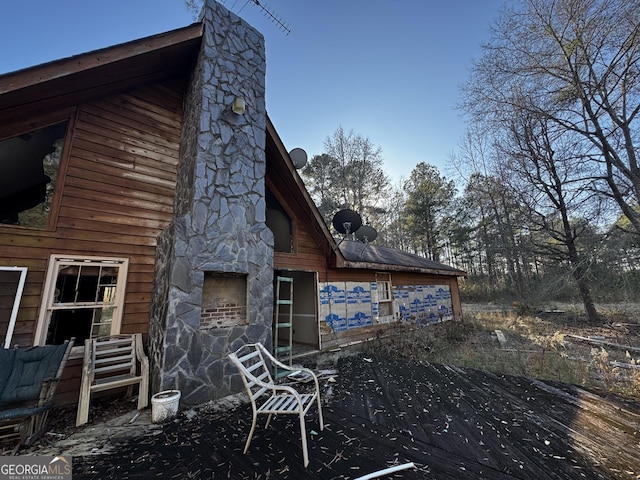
<box><xmin>564</xmin><ymin>335</ymin><xmax>640</xmax><ymax>354</ymax></box>
<box><xmin>611</xmin><ymin>361</ymin><xmax>640</xmax><ymax>370</ymax></box>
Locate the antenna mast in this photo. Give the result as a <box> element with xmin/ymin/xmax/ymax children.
<box><xmin>249</xmin><ymin>0</ymin><xmax>290</xmax><ymax>35</ymax></box>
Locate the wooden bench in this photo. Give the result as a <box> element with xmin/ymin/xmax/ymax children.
<box><xmin>0</xmin><ymin>339</ymin><xmax>74</xmax><ymax>452</ymax></box>
<box><xmin>76</xmin><ymin>334</ymin><xmax>149</xmax><ymax>426</ymax></box>
<box><xmin>229</xmin><ymin>342</ymin><xmax>323</xmax><ymax>467</ymax></box>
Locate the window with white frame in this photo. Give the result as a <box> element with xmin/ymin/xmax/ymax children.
<box><xmin>0</xmin><ymin>266</ymin><xmax>28</xmax><ymax>348</ymax></box>
<box><xmin>377</xmin><ymin>279</ymin><xmax>393</xmax><ymax>317</ymax></box>
<box><xmin>35</xmin><ymin>256</ymin><xmax>129</xmax><ymax>346</ymax></box>
<box><xmin>377</xmin><ymin>280</ymin><xmax>391</xmax><ymax>301</ymax></box>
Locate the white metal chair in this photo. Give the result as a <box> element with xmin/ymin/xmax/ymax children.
<box><xmin>228</xmin><ymin>342</ymin><xmax>324</xmax><ymax>467</ymax></box>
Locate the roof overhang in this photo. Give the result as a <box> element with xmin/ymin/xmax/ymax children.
<box><xmin>0</xmin><ymin>23</ymin><xmax>204</xmax><ymax>124</ymax></box>
<box><xmin>341</xmin><ymin>259</ymin><xmax>467</xmax><ymax>277</ymax></box>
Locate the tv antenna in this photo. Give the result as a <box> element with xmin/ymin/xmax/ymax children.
<box><xmin>220</xmin><ymin>0</ymin><xmax>291</xmax><ymax>35</ymax></box>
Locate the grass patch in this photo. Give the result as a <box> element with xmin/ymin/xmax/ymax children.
<box><xmin>364</xmin><ymin>306</ymin><xmax>640</xmax><ymax>400</ymax></box>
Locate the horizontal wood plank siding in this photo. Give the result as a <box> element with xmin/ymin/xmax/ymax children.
<box><xmin>323</xmin><ymin>269</ymin><xmax>380</xmax><ymax>283</ymax></box>
<box><xmin>0</xmin><ymin>80</ymin><xmax>184</xmax><ymax>348</ymax></box>
<box><xmin>320</xmin><ymin>324</ymin><xmax>387</xmax><ymax>351</ymax></box>
<box><xmin>274</xmin><ymin>242</ymin><xmax>327</xmax><ymax>270</ymax></box>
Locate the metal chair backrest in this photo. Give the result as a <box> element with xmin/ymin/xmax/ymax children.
<box><xmin>229</xmin><ymin>343</ymin><xmax>277</xmax><ymax>404</ymax></box>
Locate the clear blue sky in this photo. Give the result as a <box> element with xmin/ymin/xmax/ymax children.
<box><xmin>1</xmin><ymin>0</ymin><xmax>505</xmax><ymax>184</ymax></box>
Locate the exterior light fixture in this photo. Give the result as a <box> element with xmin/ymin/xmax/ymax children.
<box><xmin>232</xmin><ymin>97</ymin><xmax>246</xmax><ymax>115</ymax></box>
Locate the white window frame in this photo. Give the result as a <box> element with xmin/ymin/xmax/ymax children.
<box><xmin>377</xmin><ymin>280</ymin><xmax>392</xmax><ymax>302</ymax></box>
<box><xmin>1</xmin><ymin>266</ymin><xmax>28</xmax><ymax>348</ymax></box>
<box><xmin>35</xmin><ymin>255</ymin><xmax>129</xmax><ymax>350</ymax></box>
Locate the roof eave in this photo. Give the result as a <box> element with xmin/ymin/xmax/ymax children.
<box><xmin>342</xmin><ymin>260</ymin><xmax>467</xmax><ymax>277</ymax></box>
<box><xmin>0</xmin><ymin>23</ymin><xmax>204</xmax><ymax>124</ymax></box>
<box><xmin>0</xmin><ymin>23</ymin><xmax>204</xmax><ymax>95</ymax></box>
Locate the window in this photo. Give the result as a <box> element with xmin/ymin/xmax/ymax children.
<box><xmin>0</xmin><ymin>121</ymin><xmax>68</xmax><ymax>228</ymax></box>
<box><xmin>377</xmin><ymin>281</ymin><xmax>391</xmax><ymax>301</ymax></box>
<box><xmin>35</xmin><ymin>256</ymin><xmax>129</xmax><ymax>346</ymax></box>
<box><xmin>0</xmin><ymin>266</ymin><xmax>28</xmax><ymax>348</ymax></box>
<box><xmin>377</xmin><ymin>279</ymin><xmax>393</xmax><ymax>317</ymax></box>
<box><xmin>266</xmin><ymin>188</ymin><xmax>293</xmax><ymax>253</ymax></box>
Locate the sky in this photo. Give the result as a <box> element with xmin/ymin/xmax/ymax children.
<box><xmin>0</xmin><ymin>0</ymin><xmax>506</xmax><ymax>184</ymax></box>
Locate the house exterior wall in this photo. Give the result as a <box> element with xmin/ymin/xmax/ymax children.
<box><xmin>390</xmin><ymin>272</ymin><xmax>462</xmax><ymax>323</ymax></box>
<box><xmin>318</xmin><ymin>269</ymin><xmax>463</xmax><ymax>350</ymax></box>
<box><xmin>266</xmin><ymin>150</ymin><xmax>465</xmax><ymax>352</ymax></box>
<box><xmin>149</xmin><ymin>0</ymin><xmax>273</xmax><ymax>406</ymax></box>
<box><xmin>0</xmin><ymin>81</ymin><xmax>184</xmax><ymax>403</ymax></box>
<box><xmin>0</xmin><ymin>0</ymin><xmax>465</xmax><ymax>409</ymax></box>
<box><xmin>267</xmin><ymin>176</ymin><xmax>331</xmax><ymax>273</ymax></box>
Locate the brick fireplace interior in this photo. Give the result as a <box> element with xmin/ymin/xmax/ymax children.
<box><xmin>201</xmin><ymin>272</ymin><xmax>248</xmax><ymax>329</ymax></box>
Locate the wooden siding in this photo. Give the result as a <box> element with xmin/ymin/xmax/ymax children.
<box><xmin>320</xmin><ymin>323</ymin><xmax>386</xmax><ymax>351</ymax></box>
<box><xmin>265</xmin><ymin>144</ymin><xmax>465</xmax><ymax>350</ymax></box>
<box><xmin>0</xmin><ymin>80</ymin><xmax>184</xmax><ymax>349</ymax></box>
<box><xmin>0</xmin><ymin>24</ymin><xmax>202</xmax><ymax>127</ymax></box>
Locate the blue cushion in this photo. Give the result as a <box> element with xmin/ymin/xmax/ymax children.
<box><xmin>0</xmin><ymin>343</ymin><xmax>67</xmax><ymax>407</ymax></box>
<box><xmin>0</xmin><ymin>348</ymin><xmax>16</xmax><ymax>401</ymax></box>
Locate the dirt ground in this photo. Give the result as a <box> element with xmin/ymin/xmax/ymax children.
<box><xmin>435</xmin><ymin>303</ymin><xmax>640</xmax><ymax>399</ymax></box>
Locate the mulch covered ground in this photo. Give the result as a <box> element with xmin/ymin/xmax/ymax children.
<box><xmin>18</xmin><ymin>353</ymin><xmax>640</xmax><ymax>479</ymax></box>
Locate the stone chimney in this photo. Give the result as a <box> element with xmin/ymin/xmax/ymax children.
<box><xmin>149</xmin><ymin>0</ymin><xmax>274</xmax><ymax>405</ymax></box>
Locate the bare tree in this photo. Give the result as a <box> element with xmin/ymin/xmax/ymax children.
<box><xmin>463</xmin><ymin>0</ymin><xmax>640</xmax><ymax>234</ymax></box>
<box><xmin>300</xmin><ymin>154</ymin><xmax>341</xmax><ymax>222</ymax></box>
<box><xmin>453</xmin><ymin>128</ymin><xmax>531</xmax><ymax>296</ymax></box>
<box><xmin>374</xmin><ymin>180</ymin><xmax>410</xmax><ymax>250</ymax></box>
<box><xmin>321</xmin><ymin>127</ymin><xmax>391</xmax><ymax>227</ymax></box>
<box><xmin>501</xmin><ymin>109</ymin><xmax>601</xmax><ymax>320</ymax></box>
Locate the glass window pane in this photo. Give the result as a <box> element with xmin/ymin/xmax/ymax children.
<box><xmin>378</xmin><ymin>281</ymin><xmax>391</xmax><ymax>301</ymax></box>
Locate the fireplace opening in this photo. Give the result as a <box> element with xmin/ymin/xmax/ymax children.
<box><xmin>201</xmin><ymin>272</ymin><xmax>248</xmax><ymax>329</ymax></box>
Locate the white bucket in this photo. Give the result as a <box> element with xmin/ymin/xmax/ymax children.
<box><xmin>151</xmin><ymin>390</ymin><xmax>181</xmax><ymax>423</ymax></box>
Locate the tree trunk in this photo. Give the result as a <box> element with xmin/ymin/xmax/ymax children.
<box><xmin>564</xmin><ymin>226</ymin><xmax>599</xmax><ymax>322</ymax></box>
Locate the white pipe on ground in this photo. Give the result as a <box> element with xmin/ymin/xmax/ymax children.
<box><xmin>353</xmin><ymin>462</ymin><xmax>416</xmax><ymax>480</ymax></box>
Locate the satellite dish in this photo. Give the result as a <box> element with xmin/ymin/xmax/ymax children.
<box><xmin>289</xmin><ymin>148</ymin><xmax>308</xmax><ymax>169</ymax></box>
<box><xmin>331</xmin><ymin>209</ymin><xmax>362</xmax><ymax>235</ymax></box>
<box><xmin>355</xmin><ymin>225</ymin><xmax>378</xmax><ymax>243</ymax></box>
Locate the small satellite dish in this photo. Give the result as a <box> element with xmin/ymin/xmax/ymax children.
<box><xmin>289</xmin><ymin>148</ymin><xmax>308</xmax><ymax>169</ymax></box>
<box><xmin>355</xmin><ymin>225</ymin><xmax>378</xmax><ymax>243</ymax></box>
<box><xmin>331</xmin><ymin>209</ymin><xmax>362</xmax><ymax>235</ymax></box>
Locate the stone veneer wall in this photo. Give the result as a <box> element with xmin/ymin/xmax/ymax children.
<box><xmin>149</xmin><ymin>0</ymin><xmax>274</xmax><ymax>406</ymax></box>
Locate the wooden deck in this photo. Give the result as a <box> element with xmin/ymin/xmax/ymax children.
<box><xmin>64</xmin><ymin>354</ymin><xmax>640</xmax><ymax>478</ymax></box>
